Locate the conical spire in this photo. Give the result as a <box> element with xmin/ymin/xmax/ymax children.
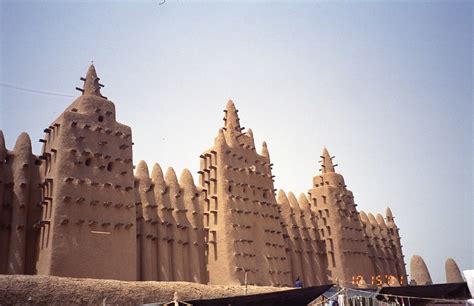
<box><xmin>135</xmin><ymin>160</ymin><xmax>150</xmax><ymax>179</ymax></box>
<box><xmin>151</xmin><ymin>163</ymin><xmax>166</xmax><ymax>195</ymax></box>
<box><xmin>376</xmin><ymin>213</ymin><xmax>387</xmax><ymax>229</ymax></box>
<box><xmin>277</xmin><ymin>189</ymin><xmax>289</xmax><ymax>205</ymax></box>
<box><xmin>179</xmin><ymin>168</ymin><xmax>196</xmax><ymax>194</ymax></box>
<box><xmin>246</xmin><ymin>128</ymin><xmax>255</xmax><ymax>149</ymax></box>
<box><xmin>367</xmin><ymin>212</ymin><xmax>378</xmax><ymax>227</ymax></box>
<box><xmin>0</xmin><ymin>130</ymin><xmax>6</xmax><ymax>154</ymax></box>
<box><xmin>288</xmin><ymin>192</ymin><xmax>301</xmax><ymax>212</ymax></box>
<box><xmin>410</xmin><ymin>255</ymin><xmax>433</xmax><ymax>285</ymax></box>
<box><xmin>445</xmin><ymin>258</ymin><xmax>463</xmax><ymax>283</ymax></box>
<box><xmin>261</xmin><ymin>141</ymin><xmax>270</xmax><ymax>159</ymax></box>
<box><xmin>151</xmin><ymin>163</ymin><xmax>164</xmax><ymax>184</ymax></box>
<box><xmin>386</xmin><ymin>207</ymin><xmax>394</xmax><ymax>222</ymax></box>
<box><xmin>359</xmin><ymin>211</ymin><xmax>369</xmax><ymax>223</ymax></box>
<box><xmin>215</xmin><ymin>128</ymin><xmax>227</xmax><ymax>146</ymax></box>
<box><xmin>224</xmin><ymin>100</ymin><xmax>241</xmax><ymax>133</ymax></box>
<box><xmin>320</xmin><ymin>147</ymin><xmax>335</xmax><ymax>174</ymax></box>
<box><xmin>298</xmin><ymin>193</ymin><xmax>310</xmax><ymax>212</ymax></box>
<box><xmin>277</xmin><ymin>190</ymin><xmax>292</xmax><ymax>216</ymax></box>
<box><xmin>165</xmin><ymin>167</ymin><xmax>179</xmax><ymax>190</ymax></box>
<box><xmin>14</xmin><ymin>132</ymin><xmax>32</xmax><ymax>153</ymax></box>
<box><xmin>83</xmin><ymin>65</ymin><xmax>103</xmax><ymax>96</ymax></box>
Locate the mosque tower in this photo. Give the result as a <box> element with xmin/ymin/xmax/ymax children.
<box><xmin>308</xmin><ymin>147</ymin><xmax>375</xmax><ymax>286</ymax></box>
<box><xmin>199</xmin><ymin>100</ymin><xmax>290</xmax><ymax>286</ymax></box>
<box><xmin>35</xmin><ymin>65</ymin><xmax>137</xmax><ymax>280</ymax></box>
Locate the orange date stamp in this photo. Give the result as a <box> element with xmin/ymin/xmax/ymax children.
<box><xmin>351</xmin><ymin>274</ymin><xmax>404</xmax><ymax>286</ymax></box>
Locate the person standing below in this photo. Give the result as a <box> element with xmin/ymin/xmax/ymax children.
<box><xmin>295</xmin><ymin>277</ymin><xmax>303</xmax><ymax>288</ymax></box>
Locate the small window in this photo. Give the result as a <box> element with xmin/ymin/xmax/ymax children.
<box><xmin>98</xmin><ymin>115</ymin><xmax>104</xmax><ymax>122</ymax></box>
<box><xmin>85</xmin><ymin>158</ymin><xmax>92</xmax><ymax>166</ymax></box>
<box><xmin>107</xmin><ymin>162</ymin><xmax>113</xmax><ymax>171</ymax></box>
<box><xmin>263</xmin><ymin>191</ymin><xmax>267</xmax><ymax>199</ymax></box>
<box><xmin>227</xmin><ymin>185</ymin><xmax>232</xmax><ymax>193</ymax></box>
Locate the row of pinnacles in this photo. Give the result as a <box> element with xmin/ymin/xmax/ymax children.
<box><xmin>134</xmin><ymin>161</ymin><xmax>207</xmax><ymax>283</ymax></box>
<box><xmin>0</xmin><ymin>65</ymin><xmax>462</xmax><ymax>287</ymax></box>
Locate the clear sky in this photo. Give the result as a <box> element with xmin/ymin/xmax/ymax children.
<box><xmin>1</xmin><ymin>0</ymin><xmax>472</xmax><ymax>283</ymax></box>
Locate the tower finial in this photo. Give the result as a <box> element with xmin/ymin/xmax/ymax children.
<box><xmin>223</xmin><ymin>99</ymin><xmax>242</xmax><ymax>139</ymax></box>
<box><xmin>386</xmin><ymin>207</ymin><xmax>394</xmax><ymax>222</ymax></box>
<box><xmin>81</xmin><ymin>64</ymin><xmax>103</xmax><ymax>97</ymax></box>
<box><xmin>320</xmin><ymin>147</ymin><xmax>335</xmax><ymax>174</ymax></box>
<box><xmin>261</xmin><ymin>141</ymin><xmax>270</xmax><ymax>159</ymax></box>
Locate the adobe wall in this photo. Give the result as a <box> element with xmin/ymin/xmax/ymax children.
<box><xmin>134</xmin><ymin>161</ymin><xmax>207</xmax><ymax>283</ymax></box>
<box><xmin>277</xmin><ymin>191</ymin><xmax>329</xmax><ymax>287</ymax></box>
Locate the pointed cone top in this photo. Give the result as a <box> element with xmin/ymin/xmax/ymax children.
<box><xmin>215</xmin><ymin>128</ymin><xmax>227</xmax><ymax>146</ymax></box>
<box><xmin>151</xmin><ymin>163</ymin><xmax>166</xmax><ymax>194</ymax></box>
<box><xmin>376</xmin><ymin>213</ymin><xmax>387</xmax><ymax>228</ymax></box>
<box><xmin>367</xmin><ymin>213</ymin><xmax>378</xmax><ymax>226</ymax></box>
<box><xmin>277</xmin><ymin>189</ymin><xmax>289</xmax><ymax>205</ymax></box>
<box><xmin>298</xmin><ymin>193</ymin><xmax>310</xmax><ymax>211</ymax></box>
<box><xmin>151</xmin><ymin>163</ymin><xmax>164</xmax><ymax>182</ymax></box>
<box><xmin>224</xmin><ymin>99</ymin><xmax>241</xmax><ymax>134</ymax></box>
<box><xmin>386</xmin><ymin>207</ymin><xmax>394</xmax><ymax>222</ymax></box>
<box><xmin>321</xmin><ymin>147</ymin><xmax>335</xmax><ymax>174</ymax></box>
<box><xmin>288</xmin><ymin>192</ymin><xmax>301</xmax><ymax>211</ymax></box>
<box><xmin>410</xmin><ymin>255</ymin><xmax>433</xmax><ymax>285</ymax></box>
<box><xmin>0</xmin><ymin>130</ymin><xmax>5</xmax><ymax>151</ymax></box>
<box><xmin>83</xmin><ymin>64</ymin><xmax>102</xmax><ymax>96</ymax></box>
<box><xmin>14</xmin><ymin>132</ymin><xmax>32</xmax><ymax>153</ymax></box>
<box><xmin>179</xmin><ymin>168</ymin><xmax>196</xmax><ymax>191</ymax></box>
<box><xmin>359</xmin><ymin>211</ymin><xmax>368</xmax><ymax>223</ymax></box>
<box><xmin>261</xmin><ymin>141</ymin><xmax>270</xmax><ymax>159</ymax></box>
<box><xmin>226</xmin><ymin>99</ymin><xmax>236</xmax><ymax>110</ymax></box>
<box><xmin>165</xmin><ymin>167</ymin><xmax>179</xmax><ymax>188</ymax></box>
<box><xmin>135</xmin><ymin>160</ymin><xmax>150</xmax><ymax>179</ymax></box>
<box><xmin>247</xmin><ymin>128</ymin><xmax>254</xmax><ymax>139</ymax></box>
<box><xmin>445</xmin><ymin>258</ymin><xmax>464</xmax><ymax>283</ymax></box>
<box><xmin>246</xmin><ymin>128</ymin><xmax>255</xmax><ymax>148</ymax></box>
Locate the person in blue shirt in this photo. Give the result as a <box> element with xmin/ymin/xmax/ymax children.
<box><xmin>295</xmin><ymin>277</ymin><xmax>303</xmax><ymax>288</ymax></box>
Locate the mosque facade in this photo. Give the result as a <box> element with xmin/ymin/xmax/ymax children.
<box><xmin>0</xmin><ymin>65</ymin><xmax>417</xmax><ymax>287</ymax></box>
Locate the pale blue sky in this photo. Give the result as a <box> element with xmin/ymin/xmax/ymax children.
<box><xmin>1</xmin><ymin>0</ymin><xmax>472</xmax><ymax>283</ymax></box>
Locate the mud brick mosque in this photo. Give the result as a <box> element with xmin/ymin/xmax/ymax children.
<box><xmin>0</xmin><ymin>65</ymin><xmax>462</xmax><ymax>287</ymax></box>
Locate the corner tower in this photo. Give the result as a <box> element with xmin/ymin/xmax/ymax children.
<box><xmin>200</xmin><ymin>100</ymin><xmax>290</xmax><ymax>286</ymax></box>
<box><xmin>308</xmin><ymin>147</ymin><xmax>374</xmax><ymax>285</ymax></box>
<box><xmin>35</xmin><ymin>65</ymin><xmax>137</xmax><ymax>280</ymax></box>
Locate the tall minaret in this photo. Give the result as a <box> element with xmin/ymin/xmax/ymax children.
<box><xmin>200</xmin><ymin>100</ymin><xmax>289</xmax><ymax>286</ymax></box>
<box><xmin>35</xmin><ymin>65</ymin><xmax>137</xmax><ymax>280</ymax></box>
<box><xmin>308</xmin><ymin>147</ymin><xmax>374</xmax><ymax>286</ymax></box>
